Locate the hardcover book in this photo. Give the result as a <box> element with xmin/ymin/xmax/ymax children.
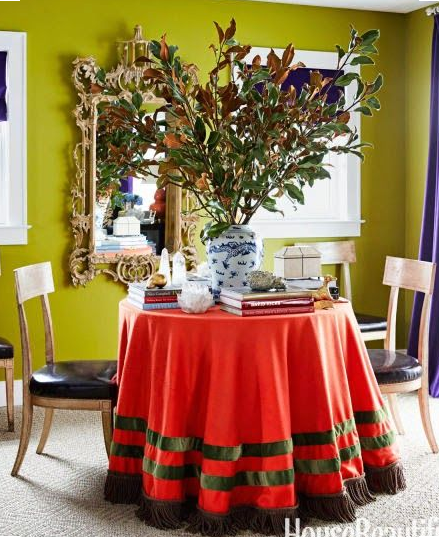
<box><xmin>219</xmin><ymin>287</ymin><xmax>313</xmax><ymax>302</ymax></box>
<box><xmin>127</xmin><ymin>292</ymin><xmax>178</xmax><ymax>304</ymax></box>
<box><xmin>128</xmin><ymin>283</ymin><xmax>183</xmax><ymax>297</ymax></box>
<box><xmin>127</xmin><ymin>297</ymin><xmax>181</xmax><ymax>310</ymax></box>
<box><xmin>220</xmin><ymin>295</ymin><xmax>314</xmax><ymax>310</ymax></box>
<box><xmin>220</xmin><ymin>304</ymin><xmax>315</xmax><ymax>317</ymax></box>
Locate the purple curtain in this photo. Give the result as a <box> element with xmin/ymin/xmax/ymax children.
<box><xmin>120</xmin><ymin>176</ymin><xmax>133</xmax><ymax>193</ymax></box>
<box><xmin>0</xmin><ymin>51</ymin><xmax>7</xmax><ymax>122</ymax></box>
<box><xmin>408</xmin><ymin>14</ymin><xmax>439</xmax><ymax>396</ymax></box>
<box><xmin>249</xmin><ymin>66</ymin><xmax>344</xmax><ymax>105</ymax></box>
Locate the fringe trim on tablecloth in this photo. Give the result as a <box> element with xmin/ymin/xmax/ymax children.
<box><xmin>365</xmin><ymin>461</ymin><xmax>407</xmax><ymax>494</ymax></box>
<box><xmin>299</xmin><ymin>475</ymin><xmax>375</xmax><ymax>523</ymax></box>
<box><xmin>345</xmin><ymin>475</ymin><xmax>377</xmax><ymax>506</ymax></box>
<box><xmin>104</xmin><ymin>471</ymin><xmax>142</xmax><ymax>504</ymax></box>
<box><xmin>104</xmin><ymin>468</ymin><xmax>400</xmax><ymax>536</ymax></box>
<box><xmin>135</xmin><ymin>492</ymin><xmax>299</xmax><ymax>537</ymax></box>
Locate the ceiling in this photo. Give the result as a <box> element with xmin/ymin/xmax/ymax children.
<box><xmin>240</xmin><ymin>0</ymin><xmax>437</xmax><ymax>13</ymax></box>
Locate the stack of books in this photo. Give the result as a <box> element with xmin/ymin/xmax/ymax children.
<box><xmin>219</xmin><ymin>287</ymin><xmax>314</xmax><ymax>317</ymax></box>
<box><xmin>127</xmin><ymin>283</ymin><xmax>182</xmax><ymax>310</ymax></box>
<box><xmin>96</xmin><ymin>234</ymin><xmax>149</xmax><ymax>251</ymax></box>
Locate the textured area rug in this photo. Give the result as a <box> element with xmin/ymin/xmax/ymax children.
<box><xmin>0</xmin><ymin>393</ymin><xmax>438</xmax><ymax>537</ymax></box>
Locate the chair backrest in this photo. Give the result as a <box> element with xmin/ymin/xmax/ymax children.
<box><xmin>296</xmin><ymin>241</ymin><xmax>356</xmax><ymax>301</ymax></box>
<box><xmin>14</xmin><ymin>262</ymin><xmax>55</xmax><ymax>385</ymax></box>
<box><xmin>383</xmin><ymin>256</ymin><xmax>436</xmax><ymax>361</ymax></box>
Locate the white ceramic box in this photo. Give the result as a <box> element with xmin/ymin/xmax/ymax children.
<box><xmin>274</xmin><ymin>246</ymin><xmax>321</xmax><ymax>279</ymax></box>
<box><xmin>113</xmin><ymin>216</ymin><xmax>141</xmax><ymax>237</ymax></box>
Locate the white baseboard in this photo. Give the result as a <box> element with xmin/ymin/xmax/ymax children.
<box><xmin>0</xmin><ymin>380</ymin><xmax>22</xmax><ymax>407</ymax></box>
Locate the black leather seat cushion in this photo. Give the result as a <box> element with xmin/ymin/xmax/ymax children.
<box><xmin>30</xmin><ymin>360</ymin><xmax>117</xmax><ymax>400</ymax></box>
<box><xmin>0</xmin><ymin>337</ymin><xmax>13</xmax><ymax>358</ymax></box>
<box><xmin>355</xmin><ymin>312</ymin><xmax>387</xmax><ymax>333</ymax></box>
<box><xmin>368</xmin><ymin>349</ymin><xmax>422</xmax><ymax>384</ymax></box>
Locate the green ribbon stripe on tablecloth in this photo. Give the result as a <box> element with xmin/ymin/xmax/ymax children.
<box><xmin>142</xmin><ymin>458</ymin><xmax>295</xmax><ymax>490</ymax></box>
<box><xmin>110</xmin><ymin>407</ymin><xmax>394</xmax><ymax>480</ymax></box>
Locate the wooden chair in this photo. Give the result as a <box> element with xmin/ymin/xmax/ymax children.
<box><xmin>11</xmin><ymin>262</ymin><xmax>117</xmax><ymax>476</ymax></box>
<box><xmin>0</xmin><ymin>338</ymin><xmax>14</xmax><ymax>431</ymax></box>
<box><xmin>296</xmin><ymin>241</ymin><xmax>387</xmax><ymax>342</ymax></box>
<box><xmin>368</xmin><ymin>256</ymin><xmax>438</xmax><ymax>453</ymax></box>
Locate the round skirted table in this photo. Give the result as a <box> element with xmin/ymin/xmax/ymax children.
<box><xmin>105</xmin><ymin>300</ymin><xmax>406</xmax><ymax>536</ymax></box>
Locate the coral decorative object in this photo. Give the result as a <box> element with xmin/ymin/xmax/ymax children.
<box><xmin>149</xmin><ymin>188</ymin><xmax>166</xmax><ymax>220</ymax></box>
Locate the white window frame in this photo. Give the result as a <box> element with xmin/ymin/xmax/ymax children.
<box><xmin>236</xmin><ymin>47</ymin><xmax>363</xmax><ymax>239</ymax></box>
<box><xmin>0</xmin><ymin>31</ymin><xmax>28</xmax><ymax>245</ymax></box>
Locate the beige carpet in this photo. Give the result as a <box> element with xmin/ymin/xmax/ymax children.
<box><xmin>1</xmin><ymin>394</ymin><xmax>439</xmax><ymax>537</ymax></box>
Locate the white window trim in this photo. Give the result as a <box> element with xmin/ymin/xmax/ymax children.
<box><xmin>236</xmin><ymin>47</ymin><xmax>363</xmax><ymax>239</ymax></box>
<box><xmin>0</xmin><ymin>31</ymin><xmax>28</xmax><ymax>245</ymax></box>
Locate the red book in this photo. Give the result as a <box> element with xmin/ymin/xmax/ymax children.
<box><xmin>220</xmin><ymin>304</ymin><xmax>315</xmax><ymax>317</ymax></box>
<box><xmin>220</xmin><ymin>295</ymin><xmax>314</xmax><ymax>310</ymax></box>
<box><xmin>128</xmin><ymin>292</ymin><xmax>178</xmax><ymax>304</ymax></box>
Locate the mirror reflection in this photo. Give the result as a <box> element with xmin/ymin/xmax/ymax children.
<box><xmin>94</xmin><ymin>105</ymin><xmax>167</xmax><ymax>257</ymax></box>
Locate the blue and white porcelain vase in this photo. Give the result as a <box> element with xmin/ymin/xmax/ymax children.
<box><xmin>206</xmin><ymin>225</ymin><xmax>264</xmax><ymax>299</ymax></box>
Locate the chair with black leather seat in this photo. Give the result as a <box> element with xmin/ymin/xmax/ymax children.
<box><xmin>0</xmin><ymin>337</ymin><xmax>14</xmax><ymax>431</ymax></box>
<box><xmin>368</xmin><ymin>256</ymin><xmax>438</xmax><ymax>453</ymax></box>
<box><xmin>296</xmin><ymin>240</ymin><xmax>387</xmax><ymax>342</ymax></box>
<box><xmin>11</xmin><ymin>261</ymin><xmax>117</xmax><ymax>476</ymax></box>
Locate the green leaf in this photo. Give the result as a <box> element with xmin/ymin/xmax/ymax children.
<box><xmin>354</xmin><ymin>106</ymin><xmax>372</xmax><ymax>116</ymax></box>
<box><xmin>369</xmin><ymin>73</ymin><xmax>383</xmax><ymax>94</ymax></box>
<box><xmin>312</xmin><ymin>167</ymin><xmax>331</xmax><ymax>180</ymax></box>
<box><xmin>207</xmin><ymin>131</ymin><xmax>221</xmax><ymax>150</ymax></box>
<box><xmin>360</xmin><ymin>29</ymin><xmax>380</xmax><ymax>46</ymax></box>
<box><xmin>206</xmin><ymin>222</ymin><xmax>231</xmax><ymax>239</ymax></box>
<box><xmin>350</xmin><ymin>55</ymin><xmax>375</xmax><ymax>66</ymax></box>
<box><xmin>207</xmin><ymin>199</ymin><xmax>227</xmax><ymax>214</ymax></box>
<box><xmin>366</xmin><ymin>96</ymin><xmax>381</xmax><ymax>110</ymax></box>
<box><xmin>225</xmin><ymin>38</ymin><xmax>239</xmax><ymax>46</ymax></box>
<box><xmin>285</xmin><ymin>183</ymin><xmax>305</xmax><ymax>204</ymax></box>
<box><xmin>335</xmin><ymin>72</ymin><xmax>359</xmax><ymax>87</ymax></box>
<box><xmin>336</xmin><ymin>45</ymin><xmax>345</xmax><ymax>61</ymax></box>
<box><xmin>358</xmin><ymin>44</ymin><xmax>378</xmax><ymax>54</ymax></box>
<box><xmin>356</xmin><ymin>79</ymin><xmax>365</xmax><ymax>99</ymax></box>
<box><xmin>351</xmin><ymin>150</ymin><xmax>365</xmax><ymax>162</ymax></box>
<box><xmin>194</xmin><ymin>116</ymin><xmax>206</xmax><ymax>143</ymax></box>
<box><xmin>268</xmin><ymin>85</ymin><xmax>278</xmax><ymax>107</ymax></box>
<box><xmin>132</xmin><ymin>92</ymin><xmax>143</xmax><ymax>111</ymax></box>
<box><xmin>262</xmin><ymin>197</ymin><xmax>282</xmax><ymax>214</ymax></box>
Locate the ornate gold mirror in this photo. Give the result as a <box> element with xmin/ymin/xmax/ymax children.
<box><xmin>70</xmin><ymin>26</ymin><xmax>198</xmax><ymax>286</ymax></box>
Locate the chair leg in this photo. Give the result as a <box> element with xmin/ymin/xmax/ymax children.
<box><xmin>101</xmin><ymin>409</ymin><xmax>113</xmax><ymax>458</ymax></box>
<box><xmin>11</xmin><ymin>399</ymin><xmax>33</xmax><ymax>476</ymax></box>
<box><xmin>5</xmin><ymin>364</ymin><xmax>14</xmax><ymax>432</ymax></box>
<box><xmin>36</xmin><ymin>408</ymin><xmax>54</xmax><ymax>454</ymax></box>
<box><xmin>387</xmin><ymin>393</ymin><xmax>405</xmax><ymax>435</ymax></box>
<box><xmin>418</xmin><ymin>387</ymin><xmax>439</xmax><ymax>454</ymax></box>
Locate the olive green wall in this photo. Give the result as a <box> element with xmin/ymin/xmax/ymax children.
<box><xmin>404</xmin><ymin>8</ymin><xmax>433</xmax><ymax>337</ymax></box>
<box><xmin>0</xmin><ymin>0</ymin><xmax>408</xmax><ymax>377</ymax></box>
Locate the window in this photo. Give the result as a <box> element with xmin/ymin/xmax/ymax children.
<box><xmin>0</xmin><ymin>32</ymin><xmax>27</xmax><ymax>245</ymax></box>
<box><xmin>239</xmin><ymin>48</ymin><xmax>362</xmax><ymax>239</ymax></box>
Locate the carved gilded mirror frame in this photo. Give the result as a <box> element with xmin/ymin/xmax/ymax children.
<box><xmin>70</xmin><ymin>26</ymin><xmax>199</xmax><ymax>286</ymax></box>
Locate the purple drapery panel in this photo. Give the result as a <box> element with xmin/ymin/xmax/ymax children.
<box><xmin>282</xmin><ymin>68</ymin><xmax>343</xmax><ymax>105</ymax></box>
<box><xmin>0</xmin><ymin>51</ymin><xmax>7</xmax><ymax>121</ymax></box>
<box><xmin>120</xmin><ymin>176</ymin><xmax>133</xmax><ymax>194</ymax></box>
<box><xmin>250</xmin><ymin>66</ymin><xmax>343</xmax><ymax>105</ymax></box>
<box><xmin>408</xmin><ymin>14</ymin><xmax>439</xmax><ymax>397</ymax></box>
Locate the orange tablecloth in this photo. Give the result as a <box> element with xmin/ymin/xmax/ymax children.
<box><xmin>105</xmin><ymin>300</ymin><xmax>405</xmax><ymax>535</ymax></box>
